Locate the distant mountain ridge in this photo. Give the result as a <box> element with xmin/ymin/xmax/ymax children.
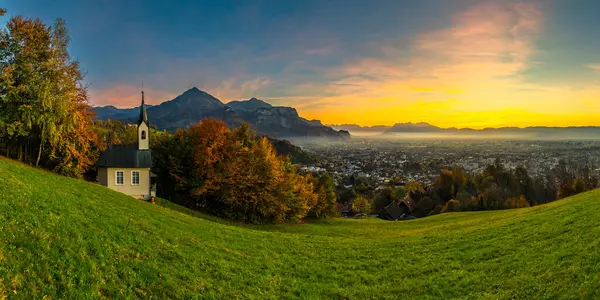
<box><xmin>92</xmin><ymin>87</ymin><xmax>350</xmax><ymax>140</ymax></box>
<box><xmin>227</xmin><ymin>98</ymin><xmax>272</xmax><ymax>111</ymax></box>
<box><xmin>384</xmin><ymin>122</ymin><xmax>600</xmax><ymax>134</ymax></box>
<box><xmin>331</xmin><ymin>122</ymin><xmax>600</xmax><ymax>139</ymax></box>
<box><xmin>93</xmin><ymin>104</ymin><xmax>154</xmax><ymax>120</ymax></box>
<box><xmin>329</xmin><ymin>124</ymin><xmax>392</xmax><ymax>133</ymax></box>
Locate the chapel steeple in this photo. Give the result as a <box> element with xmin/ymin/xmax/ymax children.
<box><xmin>138</xmin><ymin>90</ymin><xmax>149</xmax><ymax>126</ymax></box>
<box><xmin>137</xmin><ymin>90</ymin><xmax>149</xmax><ymax>150</ymax></box>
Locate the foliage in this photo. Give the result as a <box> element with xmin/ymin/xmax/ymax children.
<box><xmin>504</xmin><ymin>195</ymin><xmax>530</xmax><ymax>209</ymax></box>
<box><xmin>441</xmin><ymin>199</ymin><xmax>461</xmax><ymax>213</ymax></box>
<box><xmin>352</xmin><ymin>195</ymin><xmax>372</xmax><ymax>215</ymax></box>
<box><xmin>152</xmin><ymin>119</ymin><xmax>321</xmax><ymax>224</ymax></box>
<box><xmin>310</xmin><ymin>172</ymin><xmax>339</xmax><ymax>218</ymax></box>
<box><xmin>405</xmin><ymin>159</ymin><xmax>596</xmax><ymax>217</ymax></box>
<box><xmin>372</xmin><ymin>186</ymin><xmax>397</xmax><ymax>211</ymax></box>
<box><xmin>0</xmin><ymin>13</ymin><xmax>95</xmax><ymax>177</ymax></box>
<box><xmin>412</xmin><ymin>196</ymin><xmax>437</xmax><ymax>217</ymax></box>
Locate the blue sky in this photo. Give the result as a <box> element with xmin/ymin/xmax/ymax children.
<box><xmin>3</xmin><ymin>0</ymin><xmax>600</xmax><ymax>127</ymax></box>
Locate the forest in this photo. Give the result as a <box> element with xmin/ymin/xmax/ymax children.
<box><xmin>342</xmin><ymin>158</ymin><xmax>597</xmax><ymax>218</ymax></box>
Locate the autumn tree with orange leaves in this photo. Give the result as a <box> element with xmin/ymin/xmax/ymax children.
<box><xmin>153</xmin><ymin>119</ymin><xmax>321</xmax><ymax>224</ymax></box>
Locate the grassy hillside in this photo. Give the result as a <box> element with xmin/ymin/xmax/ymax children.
<box><xmin>1</xmin><ymin>157</ymin><xmax>600</xmax><ymax>299</ymax></box>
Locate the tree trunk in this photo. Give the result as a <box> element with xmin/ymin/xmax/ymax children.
<box><xmin>36</xmin><ymin>142</ymin><xmax>43</xmax><ymax>166</ymax></box>
<box><xmin>37</xmin><ymin>125</ymin><xmax>45</xmax><ymax>166</ymax></box>
<box><xmin>24</xmin><ymin>140</ymin><xmax>29</xmax><ymax>163</ymax></box>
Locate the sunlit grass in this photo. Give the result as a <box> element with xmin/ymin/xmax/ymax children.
<box><xmin>1</xmin><ymin>156</ymin><xmax>599</xmax><ymax>299</ymax></box>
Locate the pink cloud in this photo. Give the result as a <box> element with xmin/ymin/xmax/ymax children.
<box><xmin>211</xmin><ymin>76</ymin><xmax>272</xmax><ymax>101</ymax></box>
<box><xmin>589</xmin><ymin>64</ymin><xmax>600</xmax><ymax>71</ymax></box>
<box><xmin>413</xmin><ymin>1</ymin><xmax>544</xmax><ymax>80</ymax></box>
<box><xmin>316</xmin><ymin>1</ymin><xmax>545</xmax><ymax>104</ymax></box>
<box><xmin>89</xmin><ymin>84</ymin><xmax>176</xmax><ymax>107</ymax></box>
<box><xmin>90</xmin><ymin>75</ymin><xmax>272</xmax><ymax>108</ymax></box>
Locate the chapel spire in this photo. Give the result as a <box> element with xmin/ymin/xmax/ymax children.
<box><xmin>137</xmin><ymin>89</ymin><xmax>150</xmax><ymax>150</ymax></box>
<box><xmin>138</xmin><ymin>89</ymin><xmax>149</xmax><ymax>126</ymax></box>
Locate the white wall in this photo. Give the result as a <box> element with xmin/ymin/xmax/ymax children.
<box><xmin>105</xmin><ymin>167</ymin><xmax>151</xmax><ymax>199</ymax></box>
<box><xmin>138</xmin><ymin>122</ymin><xmax>149</xmax><ymax>150</ymax></box>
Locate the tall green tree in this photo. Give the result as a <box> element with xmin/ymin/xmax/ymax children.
<box><xmin>0</xmin><ymin>13</ymin><xmax>95</xmax><ymax>177</ymax></box>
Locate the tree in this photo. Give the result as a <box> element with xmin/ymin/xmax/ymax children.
<box><xmin>0</xmin><ymin>15</ymin><xmax>95</xmax><ymax>177</ymax></box>
<box><xmin>504</xmin><ymin>195</ymin><xmax>530</xmax><ymax>209</ymax></box>
<box><xmin>572</xmin><ymin>178</ymin><xmax>587</xmax><ymax>195</ymax></box>
<box><xmin>311</xmin><ymin>172</ymin><xmax>339</xmax><ymax>218</ymax></box>
<box><xmin>555</xmin><ymin>160</ymin><xmax>575</xmax><ymax>199</ymax></box>
<box><xmin>153</xmin><ymin>119</ymin><xmax>322</xmax><ymax>224</ymax></box>
<box><xmin>413</xmin><ymin>196</ymin><xmax>437</xmax><ymax>217</ymax></box>
<box><xmin>434</xmin><ymin>169</ymin><xmax>456</xmax><ymax>202</ymax></box>
<box><xmin>352</xmin><ymin>195</ymin><xmax>372</xmax><ymax>216</ymax></box>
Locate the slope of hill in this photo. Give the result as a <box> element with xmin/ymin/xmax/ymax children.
<box><xmin>1</xmin><ymin>157</ymin><xmax>599</xmax><ymax>299</ymax></box>
<box><xmin>92</xmin><ymin>88</ymin><xmax>350</xmax><ymax>140</ymax></box>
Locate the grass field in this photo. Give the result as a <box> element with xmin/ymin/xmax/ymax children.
<box><xmin>1</xmin><ymin>156</ymin><xmax>600</xmax><ymax>299</ymax></box>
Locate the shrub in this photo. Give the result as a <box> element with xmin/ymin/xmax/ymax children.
<box><xmin>352</xmin><ymin>195</ymin><xmax>372</xmax><ymax>215</ymax></box>
<box><xmin>504</xmin><ymin>195</ymin><xmax>530</xmax><ymax>209</ymax></box>
<box><xmin>441</xmin><ymin>199</ymin><xmax>461</xmax><ymax>213</ymax></box>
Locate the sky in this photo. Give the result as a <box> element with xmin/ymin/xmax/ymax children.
<box><xmin>3</xmin><ymin>0</ymin><xmax>600</xmax><ymax>128</ymax></box>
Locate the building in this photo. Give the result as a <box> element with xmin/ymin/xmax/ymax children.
<box><xmin>95</xmin><ymin>91</ymin><xmax>155</xmax><ymax>200</ymax></box>
<box><xmin>378</xmin><ymin>191</ymin><xmax>421</xmax><ymax>221</ymax></box>
<box><xmin>378</xmin><ymin>201</ymin><xmax>410</xmax><ymax>221</ymax></box>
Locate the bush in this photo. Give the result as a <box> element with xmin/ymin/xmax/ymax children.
<box><xmin>504</xmin><ymin>195</ymin><xmax>530</xmax><ymax>209</ymax></box>
<box><xmin>429</xmin><ymin>204</ymin><xmax>444</xmax><ymax>216</ymax></box>
<box><xmin>413</xmin><ymin>196</ymin><xmax>437</xmax><ymax>218</ymax></box>
<box><xmin>441</xmin><ymin>199</ymin><xmax>461</xmax><ymax>213</ymax></box>
<box><xmin>352</xmin><ymin>195</ymin><xmax>372</xmax><ymax>215</ymax></box>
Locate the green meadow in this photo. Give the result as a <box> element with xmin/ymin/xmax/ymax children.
<box><xmin>1</xmin><ymin>156</ymin><xmax>599</xmax><ymax>299</ymax></box>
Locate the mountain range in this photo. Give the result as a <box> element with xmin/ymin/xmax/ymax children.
<box><xmin>331</xmin><ymin>122</ymin><xmax>600</xmax><ymax>139</ymax></box>
<box><xmin>92</xmin><ymin>87</ymin><xmax>350</xmax><ymax>140</ymax></box>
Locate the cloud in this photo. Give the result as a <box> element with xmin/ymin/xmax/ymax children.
<box><xmin>589</xmin><ymin>64</ymin><xmax>600</xmax><ymax>71</ymax></box>
<box><xmin>240</xmin><ymin>76</ymin><xmax>271</xmax><ymax>93</ymax></box>
<box><xmin>89</xmin><ymin>84</ymin><xmax>176</xmax><ymax>107</ymax></box>
<box><xmin>212</xmin><ymin>76</ymin><xmax>272</xmax><ymax>101</ymax></box>
<box><xmin>412</xmin><ymin>1</ymin><xmax>543</xmax><ymax>82</ymax></box>
<box><xmin>290</xmin><ymin>1</ymin><xmax>556</xmax><ymax>127</ymax></box>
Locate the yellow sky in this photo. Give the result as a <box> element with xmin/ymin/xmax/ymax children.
<box><xmin>290</xmin><ymin>2</ymin><xmax>600</xmax><ymax>128</ymax></box>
